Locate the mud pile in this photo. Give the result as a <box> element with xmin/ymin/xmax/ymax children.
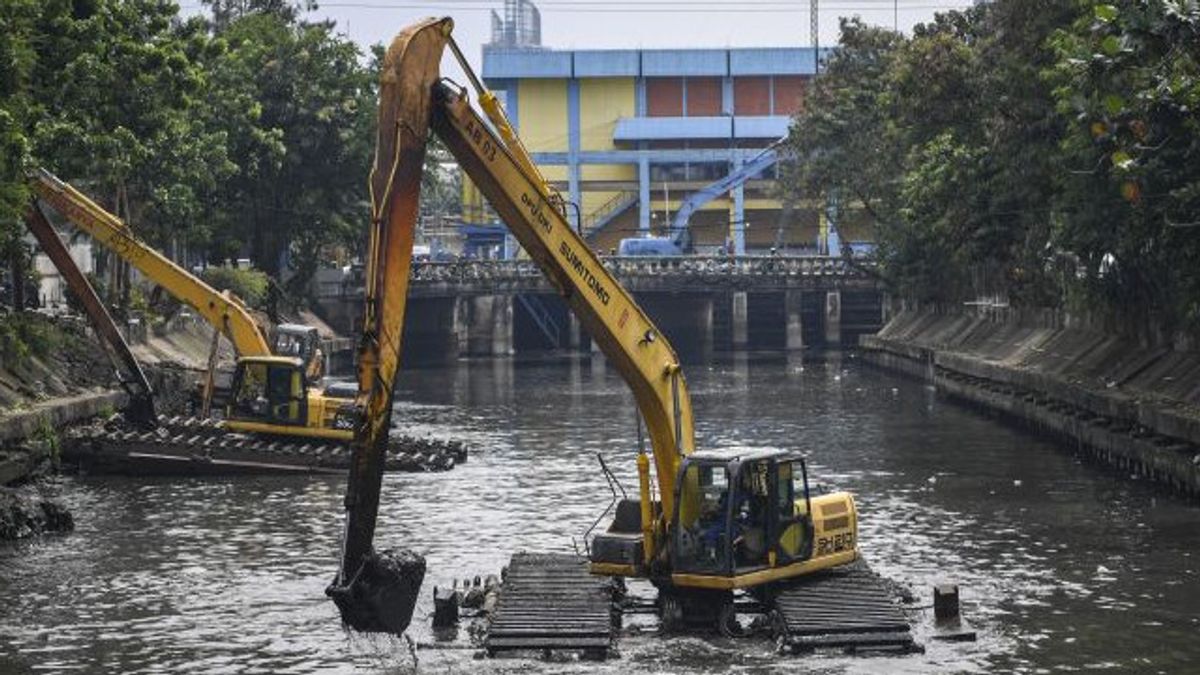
<box><xmin>0</xmin><ymin>485</ymin><xmax>73</xmax><ymax>540</ymax></box>
<box><xmin>327</xmin><ymin>548</ymin><xmax>426</xmax><ymax>635</ymax></box>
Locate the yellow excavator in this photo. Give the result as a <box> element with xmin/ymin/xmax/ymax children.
<box><xmin>29</xmin><ymin>170</ymin><xmax>359</xmax><ymax>440</ymax></box>
<box><xmin>329</xmin><ymin>17</ymin><xmax>859</xmax><ymax>635</ymax></box>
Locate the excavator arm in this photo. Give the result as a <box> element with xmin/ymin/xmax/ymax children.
<box><xmin>24</xmin><ymin>203</ymin><xmax>157</xmax><ymax>427</ymax></box>
<box><xmin>327</xmin><ymin>17</ymin><xmax>450</xmax><ymax>635</ymax></box>
<box><xmin>29</xmin><ymin>169</ymin><xmax>272</xmax><ymax>358</ymax></box>
<box><xmin>331</xmin><ymin>17</ymin><xmax>694</xmax><ymax>634</ymax></box>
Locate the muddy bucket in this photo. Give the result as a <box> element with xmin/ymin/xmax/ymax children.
<box><xmin>326</xmin><ymin>548</ymin><xmax>426</xmax><ymax>635</ymax></box>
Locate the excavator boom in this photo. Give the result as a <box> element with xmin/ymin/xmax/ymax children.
<box><xmin>29</xmin><ymin>169</ymin><xmax>272</xmax><ymax>358</ymax></box>
<box><xmin>432</xmin><ymin>85</ymin><xmax>696</xmax><ymax>514</ymax></box>
<box><xmin>327</xmin><ymin>16</ymin><xmax>450</xmax><ymax>635</ymax></box>
<box><xmin>331</xmin><ymin>17</ymin><xmax>693</xmax><ymax>633</ymax></box>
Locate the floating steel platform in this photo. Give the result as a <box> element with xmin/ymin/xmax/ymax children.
<box><xmin>772</xmin><ymin>563</ymin><xmax>916</xmax><ymax>653</ymax></box>
<box><xmin>485</xmin><ymin>553</ymin><xmax>616</xmax><ymax>657</ymax></box>
<box><xmin>63</xmin><ymin>415</ymin><xmax>467</xmax><ymax>476</ymax></box>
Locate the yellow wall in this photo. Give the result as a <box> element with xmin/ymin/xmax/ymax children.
<box><xmin>517</xmin><ymin>79</ymin><xmax>569</xmax><ymax>152</ymax></box>
<box><xmin>579</xmin><ymin>78</ymin><xmax>635</xmax><ymax>152</ymax></box>
<box><xmin>581</xmin><ymin>164</ymin><xmax>636</xmax><ymax>183</ymax></box>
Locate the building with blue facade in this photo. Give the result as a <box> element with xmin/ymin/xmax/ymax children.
<box><xmin>462</xmin><ymin>42</ymin><xmax>840</xmax><ymax>255</ymax></box>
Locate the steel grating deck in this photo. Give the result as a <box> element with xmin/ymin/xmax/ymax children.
<box><xmin>774</xmin><ymin>563</ymin><xmax>916</xmax><ymax>652</ymax></box>
<box><xmin>485</xmin><ymin>553</ymin><xmax>616</xmax><ymax>657</ymax></box>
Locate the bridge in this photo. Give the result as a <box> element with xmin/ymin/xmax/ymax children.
<box><xmin>314</xmin><ymin>256</ymin><xmax>886</xmax><ymax>365</ymax></box>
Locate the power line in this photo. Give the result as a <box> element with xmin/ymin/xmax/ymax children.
<box><xmin>310</xmin><ymin>1</ymin><xmax>974</xmax><ymax>11</ymax></box>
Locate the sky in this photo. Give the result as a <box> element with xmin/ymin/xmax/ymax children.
<box><xmin>179</xmin><ymin>0</ymin><xmax>979</xmax><ymax>76</ymax></box>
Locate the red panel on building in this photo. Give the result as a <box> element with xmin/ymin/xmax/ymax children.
<box><xmin>773</xmin><ymin>75</ymin><xmax>806</xmax><ymax>114</ymax></box>
<box><xmin>686</xmin><ymin>77</ymin><xmax>722</xmax><ymax>116</ymax></box>
<box><xmin>734</xmin><ymin>76</ymin><xmax>770</xmax><ymax>115</ymax></box>
<box><xmin>647</xmin><ymin>77</ymin><xmax>683</xmax><ymax>117</ymax></box>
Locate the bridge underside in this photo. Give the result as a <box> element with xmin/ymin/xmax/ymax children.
<box><xmin>312</xmin><ymin>257</ymin><xmax>886</xmax><ymax>366</ymax></box>
<box><xmin>339</xmin><ymin>289</ymin><xmax>884</xmax><ymax>366</ymax></box>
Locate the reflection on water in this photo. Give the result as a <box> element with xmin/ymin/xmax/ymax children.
<box><xmin>2</xmin><ymin>354</ymin><xmax>1198</xmax><ymax>673</ymax></box>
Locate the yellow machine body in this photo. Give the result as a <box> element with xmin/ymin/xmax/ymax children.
<box><xmin>334</xmin><ymin>17</ymin><xmax>860</xmax><ymax>599</ymax></box>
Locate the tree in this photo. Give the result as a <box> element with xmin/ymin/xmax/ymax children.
<box><xmin>202</xmin><ymin>12</ymin><xmax>374</xmax><ymax>294</ymax></box>
<box><xmin>1050</xmin><ymin>1</ymin><xmax>1200</xmax><ymax>331</ymax></box>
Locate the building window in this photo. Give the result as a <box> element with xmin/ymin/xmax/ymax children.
<box><xmin>649</xmin><ymin>163</ymin><xmax>688</xmax><ymax>182</ymax></box>
<box><xmin>773</xmin><ymin>75</ymin><xmax>806</xmax><ymax>115</ymax></box>
<box><xmin>647</xmin><ymin>77</ymin><xmax>683</xmax><ymax>117</ymax></box>
<box><xmin>687</xmin><ymin>162</ymin><xmax>727</xmax><ymax>182</ymax></box>
<box><xmin>685</xmin><ymin>77</ymin><xmax>722</xmax><ymax>117</ymax></box>
<box><xmin>733</xmin><ymin>76</ymin><xmax>771</xmax><ymax>115</ymax></box>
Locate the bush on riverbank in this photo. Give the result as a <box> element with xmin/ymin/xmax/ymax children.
<box><xmin>0</xmin><ymin>313</ymin><xmax>63</xmax><ymax>369</ymax></box>
<box><xmin>200</xmin><ymin>266</ymin><xmax>270</xmax><ymax>310</ymax></box>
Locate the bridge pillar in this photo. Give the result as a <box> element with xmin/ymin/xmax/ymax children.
<box><xmin>567</xmin><ymin>313</ymin><xmax>582</xmax><ymax>351</ymax></box>
<box><xmin>732</xmin><ymin>291</ymin><xmax>748</xmax><ymax>350</ymax></box>
<box><xmin>731</xmin><ymin>160</ymin><xmax>746</xmax><ymax>255</ymax></box>
<box><xmin>824</xmin><ymin>290</ymin><xmax>841</xmax><ymax>348</ymax></box>
<box><xmin>401</xmin><ymin>296</ymin><xmax>461</xmax><ymax>366</ymax></box>
<box><xmin>493</xmin><ymin>294</ymin><xmax>513</xmax><ymax>355</ymax></box>
<box><xmin>466</xmin><ymin>295</ymin><xmax>513</xmax><ymax>356</ymax></box>
<box><xmin>697</xmin><ymin>296</ymin><xmax>714</xmax><ymax>358</ymax></box>
<box><xmin>785</xmin><ymin>290</ymin><xmax>805</xmax><ymax>351</ymax></box>
<box><xmin>455</xmin><ymin>295</ymin><xmax>470</xmax><ymax>354</ymax></box>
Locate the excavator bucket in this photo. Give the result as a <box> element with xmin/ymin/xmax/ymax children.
<box><xmin>327</xmin><ymin>16</ymin><xmax>452</xmax><ymax>635</ymax></box>
<box><xmin>327</xmin><ymin>548</ymin><xmax>425</xmax><ymax>634</ymax></box>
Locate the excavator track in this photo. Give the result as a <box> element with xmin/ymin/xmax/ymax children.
<box><xmin>771</xmin><ymin>561</ymin><xmax>917</xmax><ymax>654</ymax></box>
<box><xmin>63</xmin><ymin>415</ymin><xmax>468</xmax><ymax>476</ymax></box>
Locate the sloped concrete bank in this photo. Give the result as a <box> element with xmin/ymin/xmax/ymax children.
<box><xmin>860</xmin><ymin>309</ymin><xmax>1200</xmax><ymax>498</ymax></box>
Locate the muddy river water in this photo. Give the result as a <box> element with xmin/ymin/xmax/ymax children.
<box><xmin>1</xmin><ymin>355</ymin><xmax>1198</xmax><ymax>673</ymax></box>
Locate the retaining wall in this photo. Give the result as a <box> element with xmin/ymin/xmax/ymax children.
<box><xmin>860</xmin><ymin>308</ymin><xmax>1200</xmax><ymax>497</ymax></box>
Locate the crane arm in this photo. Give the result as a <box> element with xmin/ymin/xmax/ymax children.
<box><xmin>29</xmin><ymin>169</ymin><xmax>272</xmax><ymax>358</ymax></box>
<box><xmin>432</xmin><ymin>83</ymin><xmax>696</xmax><ymax>520</ymax></box>
<box><xmin>669</xmin><ymin>141</ymin><xmax>784</xmax><ymax>243</ymax></box>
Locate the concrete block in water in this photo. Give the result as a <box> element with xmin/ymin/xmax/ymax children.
<box><xmin>933</xmin><ymin>584</ymin><xmax>959</xmax><ymax>622</ymax></box>
<box><xmin>432</xmin><ymin>585</ymin><xmax>459</xmax><ymax>627</ymax></box>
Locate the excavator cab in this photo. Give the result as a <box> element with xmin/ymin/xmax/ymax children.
<box><xmin>226</xmin><ymin>356</ymin><xmax>310</xmax><ymax>428</ymax></box>
<box><xmin>672</xmin><ymin>451</ymin><xmax>814</xmax><ymax>577</ymax></box>
<box><xmin>273</xmin><ymin>324</ymin><xmax>323</xmax><ymax>381</ymax></box>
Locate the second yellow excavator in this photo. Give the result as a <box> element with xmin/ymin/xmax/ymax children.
<box><xmin>330</xmin><ymin>17</ymin><xmax>860</xmax><ymax>636</ymax></box>
<box><xmin>29</xmin><ymin>170</ymin><xmax>360</xmax><ymax>441</ymax></box>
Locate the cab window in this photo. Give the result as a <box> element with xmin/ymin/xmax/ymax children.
<box><xmin>675</xmin><ymin>463</ymin><xmax>730</xmax><ymax>574</ymax></box>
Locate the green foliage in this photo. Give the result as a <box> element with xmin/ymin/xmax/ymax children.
<box><xmin>31</xmin><ymin>418</ymin><xmax>61</xmax><ymax>465</ymax></box>
<box><xmin>0</xmin><ymin>313</ymin><xmax>64</xmax><ymax>367</ymax></box>
<box><xmin>0</xmin><ymin>0</ymin><xmax>433</xmax><ymax>312</ymax></box>
<box><xmin>783</xmin><ymin>0</ymin><xmax>1200</xmax><ymax>332</ymax></box>
<box><xmin>200</xmin><ymin>265</ymin><xmax>270</xmax><ymax>309</ymax></box>
<box><xmin>1049</xmin><ymin>0</ymin><xmax>1200</xmax><ymax>330</ymax></box>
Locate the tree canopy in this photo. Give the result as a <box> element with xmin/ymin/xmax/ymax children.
<box><xmin>784</xmin><ymin>0</ymin><xmax>1200</xmax><ymax>333</ymax></box>
<box><xmin>0</xmin><ymin>0</ymin><xmax>441</xmax><ymax>304</ymax></box>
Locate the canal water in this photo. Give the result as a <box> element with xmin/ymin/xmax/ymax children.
<box><xmin>1</xmin><ymin>355</ymin><xmax>1198</xmax><ymax>673</ymax></box>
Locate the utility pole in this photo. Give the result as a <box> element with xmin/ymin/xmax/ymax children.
<box><xmin>810</xmin><ymin>0</ymin><xmax>819</xmax><ymax>74</ymax></box>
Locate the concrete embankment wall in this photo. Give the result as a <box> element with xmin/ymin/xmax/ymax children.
<box><xmin>860</xmin><ymin>308</ymin><xmax>1200</xmax><ymax>498</ymax></box>
<box><xmin>0</xmin><ymin>316</ymin><xmax>208</xmax><ymax>486</ymax></box>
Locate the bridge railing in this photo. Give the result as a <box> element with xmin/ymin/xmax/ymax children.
<box><xmin>408</xmin><ymin>255</ymin><xmax>875</xmax><ymax>283</ymax></box>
